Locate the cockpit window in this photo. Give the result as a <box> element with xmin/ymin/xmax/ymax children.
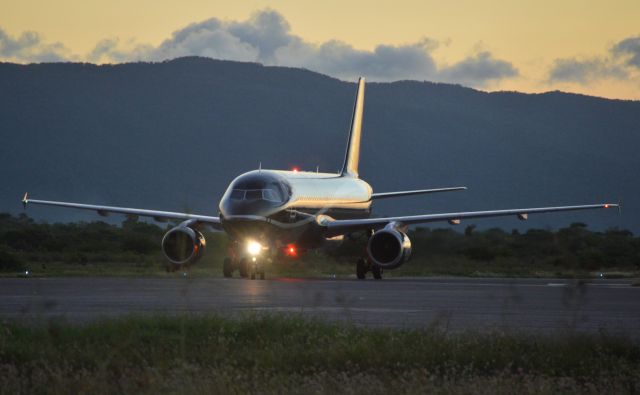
<box><xmin>262</xmin><ymin>189</ymin><xmax>282</xmax><ymax>202</ymax></box>
<box><xmin>230</xmin><ymin>188</ymin><xmax>284</xmax><ymax>203</ymax></box>
<box><xmin>229</xmin><ymin>172</ymin><xmax>292</xmax><ymax>205</ymax></box>
<box><xmin>245</xmin><ymin>190</ymin><xmax>263</xmax><ymax>200</ymax></box>
<box><xmin>230</xmin><ymin>189</ymin><xmax>245</xmax><ymax>200</ymax></box>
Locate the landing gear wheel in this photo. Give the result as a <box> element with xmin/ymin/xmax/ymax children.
<box><xmin>223</xmin><ymin>257</ymin><xmax>233</xmax><ymax>278</ymax></box>
<box><xmin>239</xmin><ymin>258</ymin><xmax>249</xmax><ymax>278</ymax></box>
<box><xmin>372</xmin><ymin>264</ymin><xmax>383</xmax><ymax>280</ymax></box>
<box><xmin>356</xmin><ymin>258</ymin><xmax>367</xmax><ymax>280</ymax></box>
<box><xmin>248</xmin><ymin>259</ymin><xmax>265</xmax><ymax>280</ymax></box>
<box><xmin>248</xmin><ymin>259</ymin><xmax>259</xmax><ymax>280</ymax></box>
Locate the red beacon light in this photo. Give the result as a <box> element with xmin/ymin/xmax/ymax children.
<box><xmin>292</xmin><ymin>167</ymin><xmax>299</xmax><ymax>173</ymax></box>
<box><xmin>284</xmin><ymin>244</ymin><xmax>297</xmax><ymax>257</ymax></box>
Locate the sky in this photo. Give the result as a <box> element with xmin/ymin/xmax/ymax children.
<box><xmin>2</xmin><ymin>0</ymin><xmax>640</xmax><ymax>100</ymax></box>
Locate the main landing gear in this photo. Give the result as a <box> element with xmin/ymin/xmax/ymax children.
<box><xmin>223</xmin><ymin>257</ymin><xmax>266</xmax><ymax>280</ymax></box>
<box><xmin>356</xmin><ymin>258</ymin><xmax>382</xmax><ymax>280</ymax></box>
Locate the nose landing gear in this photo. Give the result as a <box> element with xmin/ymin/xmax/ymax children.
<box><xmin>223</xmin><ymin>256</ymin><xmax>266</xmax><ymax>280</ymax></box>
<box><xmin>248</xmin><ymin>257</ymin><xmax>266</xmax><ymax>280</ymax></box>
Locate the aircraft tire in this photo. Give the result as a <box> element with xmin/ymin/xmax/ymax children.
<box><xmin>223</xmin><ymin>257</ymin><xmax>233</xmax><ymax>278</ymax></box>
<box><xmin>239</xmin><ymin>258</ymin><xmax>249</xmax><ymax>278</ymax></box>
<box><xmin>372</xmin><ymin>264</ymin><xmax>383</xmax><ymax>280</ymax></box>
<box><xmin>356</xmin><ymin>258</ymin><xmax>367</xmax><ymax>280</ymax></box>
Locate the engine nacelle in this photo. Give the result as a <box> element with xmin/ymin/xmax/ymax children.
<box><xmin>161</xmin><ymin>226</ymin><xmax>206</xmax><ymax>266</ymax></box>
<box><xmin>366</xmin><ymin>228</ymin><xmax>412</xmax><ymax>270</ymax></box>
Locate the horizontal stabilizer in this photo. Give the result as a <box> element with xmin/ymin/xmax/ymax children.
<box><xmin>371</xmin><ymin>186</ymin><xmax>467</xmax><ymax>200</ymax></box>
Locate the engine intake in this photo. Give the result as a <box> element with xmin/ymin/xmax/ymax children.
<box><xmin>366</xmin><ymin>228</ymin><xmax>412</xmax><ymax>269</ymax></box>
<box><xmin>162</xmin><ymin>226</ymin><xmax>206</xmax><ymax>266</ymax></box>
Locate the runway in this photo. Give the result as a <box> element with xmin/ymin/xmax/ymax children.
<box><xmin>1</xmin><ymin>277</ymin><xmax>639</xmax><ymax>335</ymax></box>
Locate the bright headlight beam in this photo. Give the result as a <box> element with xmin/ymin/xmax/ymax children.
<box><xmin>247</xmin><ymin>241</ymin><xmax>262</xmax><ymax>256</ymax></box>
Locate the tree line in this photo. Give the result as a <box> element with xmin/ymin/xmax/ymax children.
<box><xmin>1</xmin><ymin>212</ymin><xmax>638</xmax><ymax>273</ymax></box>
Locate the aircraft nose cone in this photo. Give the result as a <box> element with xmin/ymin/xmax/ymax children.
<box><xmin>219</xmin><ymin>170</ymin><xmax>292</xmax><ymax>219</ymax></box>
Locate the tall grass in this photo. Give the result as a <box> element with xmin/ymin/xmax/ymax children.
<box><xmin>1</xmin><ymin>314</ymin><xmax>638</xmax><ymax>394</ymax></box>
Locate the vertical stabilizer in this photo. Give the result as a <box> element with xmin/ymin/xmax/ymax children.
<box><xmin>341</xmin><ymin>77</ymin><xmax>365</xmax><ymax>177</ymax></box>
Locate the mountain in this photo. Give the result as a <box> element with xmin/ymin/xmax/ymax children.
<box><xmin>0</xmin><ymin>57</ymin><xmax>637</xmax><ymax>231</ymax></box>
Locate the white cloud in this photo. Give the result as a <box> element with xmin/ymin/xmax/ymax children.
<box><xmin>439</xmin><ymin>52</ymin><xmax>518</xmax><ymax>88</ymax></box>
<box><xmin>1</xmin><ymin>9</ymin><xmax>518</xmax><ymax>88</ymax></box>
<box><xmin>548</xmin><ymin>58</ymin><xmax>628</xmax><ymax>84</ymax></box>
<box><xmin>548</xmin><ymin>35</ymin><xmax>640</xmax><ymax>85</ymax></box>
<box><xmin>0</xmin><ymin>28</ymin><xmax>73</xmax><ymax>62</ymax></box>
<box><xmin>86</xmin><ymin>9</ymin><xmax>518</xmax><ymax>87</ymax></box>
<box><xmin>612</xmin><ymin>36</ymin><xmax>640</xmax><ymax>69</ymax></box>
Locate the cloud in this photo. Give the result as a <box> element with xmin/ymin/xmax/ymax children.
<box><xmin>612</xmin><ymin>36</ymin><xmax>640</xmax><ymax>68</ymax></box>
<box><xmin>86</xmin><ymin>9</ymin><xmax>517</xmax><ymax>87</ymax></box>
<box><xmin>548</xmin><ymin>58</ymin><xmax>628</xmax><ymax>83</ymax></box>
<box><xmin>548</xmin><ymin>35</ymin><xmax>640</xmax><ymax>85</ymax></box>
<box><xmin>0</xmin><ymin>27</ymin><xmax>72</xmax><ymax>62</ymax></box>
<box><xmin>439</xmin><ymin>51</ymin><xmax>518</xmax><ymax>87</ymax></box>
<box><xmin>0</xmin><ymin>10</ymin><xmax>517</xmax><ymax>87</ymax></box>
<box><xmin>275</xmin><ymin>38</ymin><xmax>440</xmax><ymax>81</ymax></box>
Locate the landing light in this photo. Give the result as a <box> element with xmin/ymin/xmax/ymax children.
<box><xmin>247</xmin><ymin>241</ymin><xmax>262</xmax><ymax>256</ymax></box>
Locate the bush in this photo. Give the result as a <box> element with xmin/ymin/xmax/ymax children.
<box><xmin>0</xmin><ymin>245</ymin><xmax>25</xmax><ymax>271</ymax></box>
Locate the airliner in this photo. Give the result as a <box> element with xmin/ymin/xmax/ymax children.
<box><xmin>22</xmin><ymin>78</ymin><xmax>618</xmax><ymax>279</ymax></box>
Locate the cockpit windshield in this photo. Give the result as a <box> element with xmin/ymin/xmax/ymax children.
<box><xmin>262</xmin><ymin>189</ymin><xmax>281</xmax><ymax>202</ymax></box>
<box><xmin>245</xmin><ymin>190</ymin><xmax>263</xmax><ymax>200</ymax></box>
<box><xmin>230</xmin><ymin>189</ymin><xmax>245</xmax><ymax>200</ymax></box>
<box><xmin>230</xmin><ymin>188</ymin><xmax>284</xmax><ymax>203</ymax></box>
<box><xmin>225</xmin><ymin>171</ymin><xmax>291</xmax><ymax>209</ymax></box>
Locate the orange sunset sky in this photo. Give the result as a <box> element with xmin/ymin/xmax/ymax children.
<box><xmin>2</xmin><ymin>0</ymin><xmax>640</xmax><ymax>99</ymax></box>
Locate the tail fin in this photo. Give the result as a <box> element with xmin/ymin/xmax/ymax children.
<box><xmin>340</xmin><ymin>77</ymin><xmax>365</xmax><ymax>177</ymax></box>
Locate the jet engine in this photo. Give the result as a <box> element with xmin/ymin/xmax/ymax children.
<box><xmin>161</xmin><ymin>225</ymin><xmax>206</xmax><ymax>266</ymax></box>
<box><xmin>366</xmin><ymin>227</ymin><xmax>412</xmax><ymax>269</ymax></box>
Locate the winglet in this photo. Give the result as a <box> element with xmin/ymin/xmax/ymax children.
<box><xmin>618</xmin><ymin>198</ymin><xmax>623</xmax><ymax>216</ymax></box>
<box><xmin>22</xmin><ymin>192</ymin><xmax>29</xmax><ymax>209</ymax></box>
<box><xmin>602</xmin><ymin>201</ymin><xmax>621</xmax><ymax>215</ymax></box>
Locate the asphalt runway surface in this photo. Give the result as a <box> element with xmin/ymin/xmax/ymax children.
<box><xmin>1</xmin><ymin>277</ymin><xmax>639</xmax><ymax>335</ymax></box>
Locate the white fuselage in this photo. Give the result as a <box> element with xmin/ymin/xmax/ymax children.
<box><xmin>275</xmin><ymin>170</ymin><xmax>372</xmax><ymax>212</ymax></box>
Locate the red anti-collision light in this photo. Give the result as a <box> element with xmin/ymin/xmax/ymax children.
<box><xmin>285</xmin><ymin>244</ymin><xmax>297</xmax><ymax>257</ymax></box>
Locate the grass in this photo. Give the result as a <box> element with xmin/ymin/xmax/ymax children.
<box><xmin>0</xmin><ymin>314</ymin><xmax>638</xmax><ymax>394</ymax></box>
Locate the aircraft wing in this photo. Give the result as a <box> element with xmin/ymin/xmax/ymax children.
<box><xmin>324</xmin><ymin>203</ymin><xmax>617</xmax><ymax>237</ymax></box>
<box><xmin>21</xmin><ymin>193</ymin><xmax>222</xmax><ymax>229</ymax></box>
<box><xmin>371</xmin><ymin>186</ymin><xmax>467</xmax><ymax>199</ymax></box>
